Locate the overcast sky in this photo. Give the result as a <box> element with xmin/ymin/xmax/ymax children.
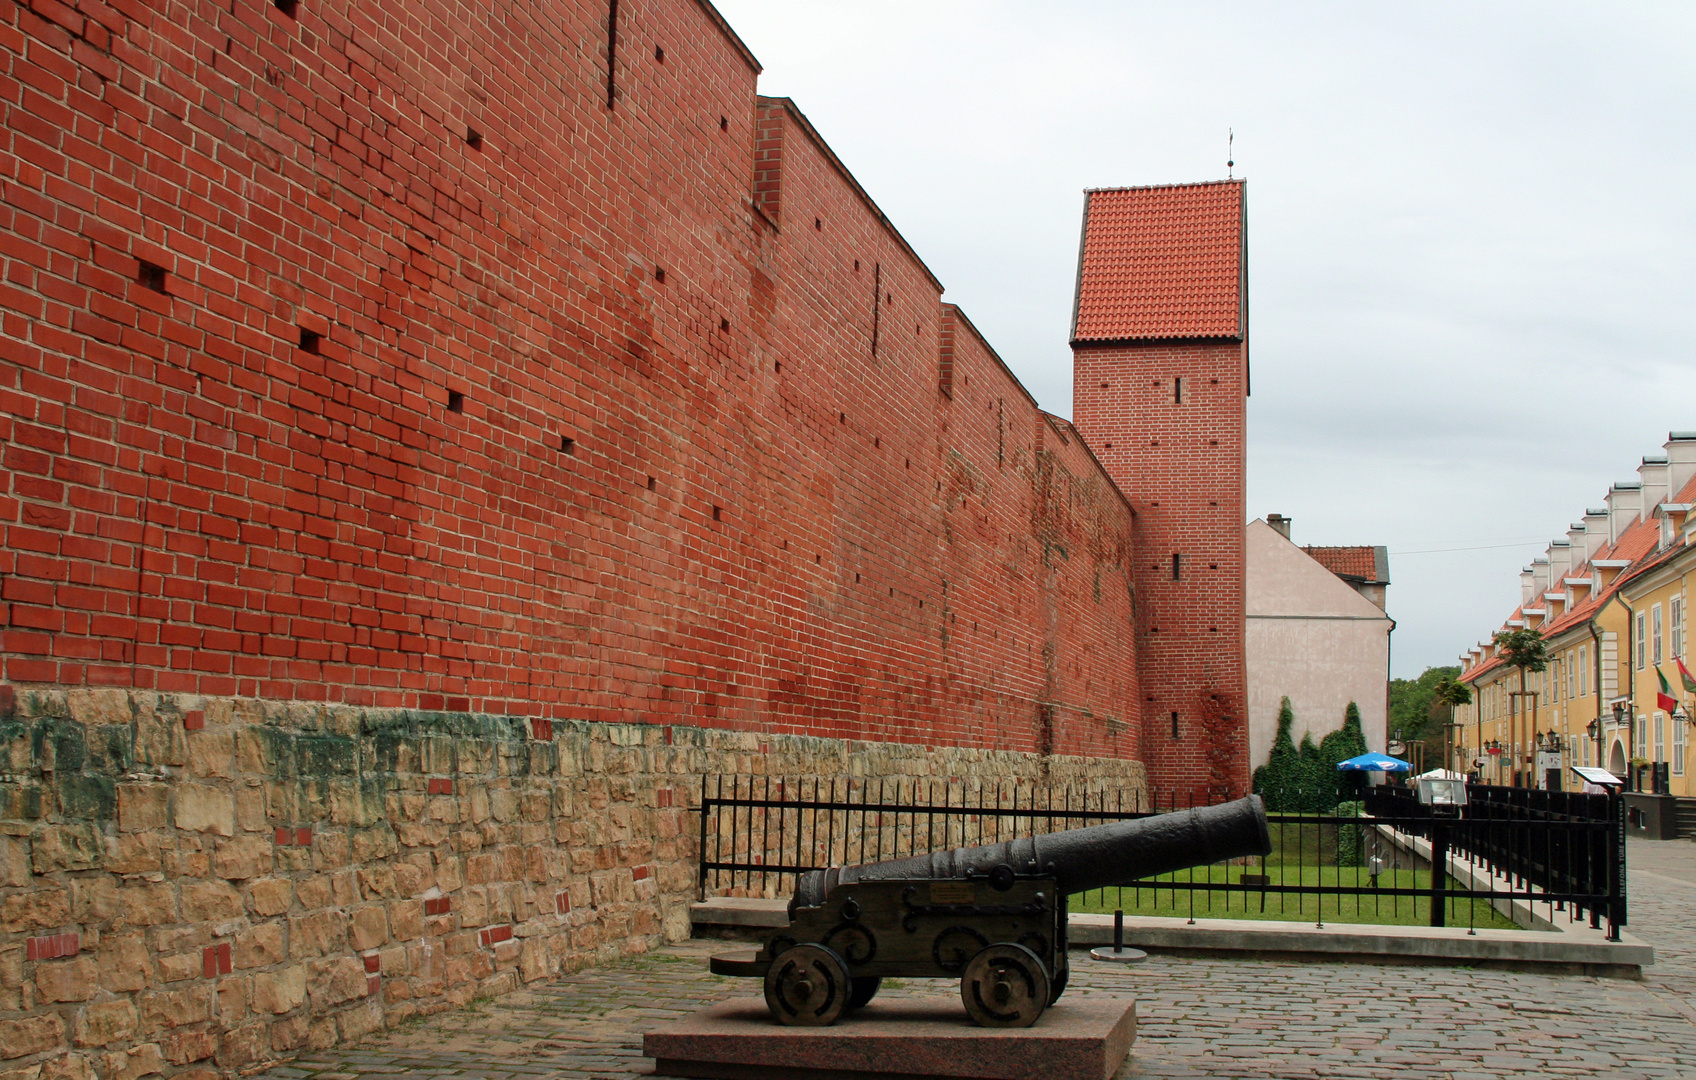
<box><xmin>709</xmin><ymin>1</ymin><xmax>1696</xmax><ymax>679</ymax></box>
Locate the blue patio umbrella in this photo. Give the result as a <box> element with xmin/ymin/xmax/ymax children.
<box><xmin>1337</xmin><ymin>752</ymin><xmax>1411</xmax><ymax>772</ymax></box>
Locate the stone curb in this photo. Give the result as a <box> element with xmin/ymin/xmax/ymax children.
<box><xmin>690</xmin><ymin>898</ymin><xmax>1652</xmax><ymax>975</ymax></box>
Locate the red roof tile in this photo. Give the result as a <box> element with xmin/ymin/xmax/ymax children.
<box><xmin>1072</xmin><ymin>181</ymin><xmax>1245</xmax><ymax>342</ymax></box>
<box><xmin>1302</xmin><ymin>546</ymin><xmax>1379</xmax><ymax>582</ymax></box>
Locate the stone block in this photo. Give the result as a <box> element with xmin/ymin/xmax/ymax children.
<box><xmin>34</xmin><ymin>958</ymin><xmax>98</xmax><ymax>1002</ymax></box>
<box><xmin>74</xmin><ymin>1001</ymin><xmax>138</xmax><ymax>1048</ymax></box>
<box><xmin>267</xmin><ymin>1014</ymin><xmax>309</xmax><ymax>1052</ymax></box>
<box><xmin>349</xmin><ymin>906</ymin><xmax>388</xmax><ymax>951</ymax></box>
<box><xmin>102</xmin><ymin>1042</ymin><xmax>164</xmax><ymax>1080</ymax></box>
<box><xmin>288</xmin><ymin>910</ymin><xmax>346</xmax><ymax>959</ymax></box>
<box><xmin>1</xmin><ymin>890</ymin><xmax>69</xmax><ymax>934</ymax></box>
<box><xmin>39</xmin><ymin>1052</ymin><xmax>94</xmax><ymax>1080</ymax></box>
<box><xmin>116</xmin><ymin>785</ymin><xmax>168</xmax><ymax>833</ymax></box>
<box><xmin>96</xmin><ymin>936</ymin><xmax>151</xmax><ymax>994</ymax></box>
<box><xmin>0</xmin><ymin>1014</ymin><xmax>63</xmax><ymax>1060</ymax></box>
<box><xmin>335</xmin><ymin>999</ymin><xmax>384</xmax><ymax>1043</ymax></box>
<box><xmin>305</xmin><ymin>957</ymin><xmax>367</xmax><ymax>1009</ymax></box>
<box><xmin>214</xmin><ymin>1024</ymin><xmax>266</xmax><ymax>1069</ymax></box>
<box><xmin>212</xmin><ymin>835</ymin><xmax>271</xmax><ymax>882</ymax></box>
<box><xmin>133</xmin><ymin>698</ymin><xmax>188</xmax><ymax>769</ymax></box>
<box><xmin>68</xmin><ymin>878</ymin><xmax>118</xmax><ymax>923</ymax></box>
<box><xmin>139</xmin><ymin>986</ymin><xmax>212</xmax><ymax>1031</ymax></box>
<box><xmin>103</xmin><ymin>834</ymin><xmax>161</xmax><ymax>876</ymax></box>
<box><xmin>119</xmin><ymin>884</ymin><xmax>176</xmax><ymax>928</ymax></box>
<box><xmin>157</xmin><ymin>954</ymin><xmax>198</xmax><ymax>985</ymax></box>
<box><xmin>388</xmin><ymin>899</ymin><xmax>423</xmax><ymax>941</ymax></box>
<box><xmin>233</xmin><ymin>923</ymin><xmax>286</xmax><ymax>970</ymax></box>
<box><xmin>0</xmin><ymin>837</ymin><xmax>30</xmax><ymax>887</ymax></box>
<box><xmin>251</xmin><ymin>966</ymin><xmax>306</xmax><ymax>1015</ymax></box>
<box><xmin>186</xmin><ymin>730</ymin><xmax>234</xmax><ymax>779</ymax></box>
<box><xmin>247</xmin><ymin>879</ymin><xmax>292</xmax><ymax>917</ymax></box>
<box><xmin>293</xmin><ymin>877</ymin><xmax>333</xmax><ymax>911</ymax></box>
<box><xmin>30</xmin><ymin>826</ymin><xmax>101</xmax><ymax>874</ymax></box>
<box><xmin>172</xmin><ymin>787</ymin><xmax>235</xmax><ymax>837</ymax></box>
<box><xmin>215</xmin><ymin>976</ymin><xmax>247</xmax><ymax>1023</ymax></box>
<box><xmin>180</xmin><ymin>881</ymin><xmax>244</xmax><ymax>923</ymax></box>
<box><xmin>160</xmin><ymin>1029</ymin><xmax>215</xmax><ymax>1066</ymax></box>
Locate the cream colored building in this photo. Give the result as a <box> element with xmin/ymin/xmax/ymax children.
<box><xmin>1245</xmin><ymin>517</ymin><xmax>1393</xmax><ymax>770</ymax></box>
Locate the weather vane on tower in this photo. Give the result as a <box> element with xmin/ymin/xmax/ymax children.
<box><xmin>1228</xmin><ymin>128</ymin><xmax>1234</xmax><ymax>178</ymax></box>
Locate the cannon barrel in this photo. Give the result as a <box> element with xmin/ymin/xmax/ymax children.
<box><xmin>792</xmin><ymin>794</ymin><xmax>1271</xmax><ymax>910</ymax></box>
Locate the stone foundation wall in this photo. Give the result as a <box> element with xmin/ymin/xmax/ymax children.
<box><xmin>0</xmin><ymin>688</ymin><xmax>1146</xmax><ymax>1078</ymax></box>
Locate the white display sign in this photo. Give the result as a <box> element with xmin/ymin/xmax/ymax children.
<box><xmin>1571</xmin><ymin>765</ymin><xmax>1623</xmax><ymax>788</ymax></box>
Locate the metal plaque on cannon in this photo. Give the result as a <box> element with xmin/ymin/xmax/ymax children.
<box><xmin>709</xmin><ymin>795</ymin><xmax>1271</xmax><ymax>1028</ymax></box>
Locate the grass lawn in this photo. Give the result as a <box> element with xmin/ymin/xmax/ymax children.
<box><xmin>1070</xmin><ymin>864</ymin><xmax>1521</xmax><ymax>930</ymax></box>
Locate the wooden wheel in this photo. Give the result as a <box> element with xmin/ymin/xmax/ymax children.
<box><xmin>764</xmin><ymin>944</ymin><xmax>851</xmax><ymax>1026</ymax></box>
<box><xmin>846</xmin><ymin>976</ymin><xmax>881</xmax><ymax>1010</ymax></box>
<box><xmin>960</xmin><ymin>943</ymin><xmax>1050</xmax><ymax>1028</ymax></box>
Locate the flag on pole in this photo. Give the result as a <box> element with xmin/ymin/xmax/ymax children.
<box><xmin>1657</xmin><ymin>666</ymin><xmax>1679</xmax><ymax>712</ymax></box>
<box><xmin>1678</xmin><ymin>655</ymin><xmax>1696</xmax><ymax>694</ymax></box>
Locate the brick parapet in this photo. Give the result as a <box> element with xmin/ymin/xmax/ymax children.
<box><xmin>0</xmin><ymin>0</ymin><xmax>1141</xmax><ymax>764</ymax></box>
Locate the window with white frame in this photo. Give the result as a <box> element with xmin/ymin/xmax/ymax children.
<box><xmin>1674</xmin><ymin>595</ymin><xmax>1684</xmax><ymax>660</ymax></box>
<box><xmin>1676</xmin><ymin>717</ymin><xmax>1686</xmax><ymax>776</ymax></box>
<box><xmin>1653</xmin><ymin>604</ymin><xmax>1664</xmax><ymax>666</ymax></box>
<box><xmin>1656</xmin><ymin>712</ymin><xmax>1667</xmax><ymax>763</ymax></box>
<box><xmin>1636</xmin><ymin>715</ymin><xmax>1648</xmax><ymax>759</ymax></box>
<box><xmin>1579</xmin><ymin>644</ymin><xmax>1588</xmax><ymax>698</ymax></box>
<box><xmin>1637</xmin><ymin>611</ymin><xmax>1648</xmax><ymax>670</ymax></box>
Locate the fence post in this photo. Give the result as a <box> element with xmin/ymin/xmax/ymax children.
<box><xmin>697</xmin><ymin>774</ymin><xmax>711</xmax><ymax>902</ymax></box>
<box><xmin>1608</xmin><ymin>791</ymin><xmax>1627</xmax><ymax>941</ymax></box>
<box><xmin>1427</xmin><ymin>820</ymin><xmax>1448</xmax><ymax>928</ymax></box>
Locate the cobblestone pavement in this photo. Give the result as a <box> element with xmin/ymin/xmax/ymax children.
<box><xmin>267</xmin><ymin>838</ymin><xmax>1696</xmax><ymax>1080</ymax></box>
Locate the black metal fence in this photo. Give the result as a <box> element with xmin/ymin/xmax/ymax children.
<box><xmin>695</xmin><ymin>775</ymin><xmax>1152</xmax><ymax>900</ymax></box>
<box><xmin>696</xmin><ymin>777</ymin><xmax>1627</xmax><ymax>938</ymax></box>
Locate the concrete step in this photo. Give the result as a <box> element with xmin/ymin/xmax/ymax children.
<box><xmin>1674</xmin><ymin>798</ymin><xmax>1696</xmax><ymax>838</ymax></box>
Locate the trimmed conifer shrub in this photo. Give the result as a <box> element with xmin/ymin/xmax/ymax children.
<box><xmin>1252</xmin><ymin>697</ymin><xmax>1301</xmax><ymax>812</ymax></box>
<box><xmin>1315</xmin><ymin>701</ymin><xmax>1369</xmax><ymax>811</ymax></box>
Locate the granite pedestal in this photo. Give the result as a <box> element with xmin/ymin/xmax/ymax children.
<box><xmin>644</xmin><ymin>996</ymin><xmax>1136</xmax><ymax>1080</ymax></box>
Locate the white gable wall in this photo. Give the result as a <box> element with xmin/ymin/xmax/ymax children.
<box><xmin>1245</xmin><ymin>519</ymin><xmax>1394</xmax><ymax>770</ymax></box>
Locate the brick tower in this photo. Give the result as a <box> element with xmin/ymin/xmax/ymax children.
<box><xmin>1069</xmin><ymin>181</ymin><xmax>1250</xmax><ymax>803</ymax></box>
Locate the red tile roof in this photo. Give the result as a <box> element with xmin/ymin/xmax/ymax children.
<box><xmin>1072</xmin><ymin>180</ymin><xmax>1245</xmax><ymax>342</ymax></box>
<box><xmin>1673</xmin><ymin>471</ymin><xmax>1696</xmax><ymax>505</ymax></box>
<box><xmin>1462</xmin><ymin>514</ymin><xmax>1669</xmax><ymax>683</ymax></box>
<box><xmin>1303</xmin><ymin>546</ymin><xmax>1379</xmax><ymax>582</ymax></box>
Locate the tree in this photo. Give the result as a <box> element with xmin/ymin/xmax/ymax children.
<box><xmin>1493</xmin><ymin>627</ymin><xmax>1549</xmax><ymax>784</ymax></box>
<box><xmin>1252</xmin><ymin>697</ymin><xmax>1301</xmax><ymax>811</ymax></box>
<box><xmin>1430</xmin><ymin>676</ymin><xmax>1473</xmax><ymax>770</ymax></box>
<box><xmin>1389</xmin><ymin>665</ymin><xmax>1468</xmax><ymax>762</ymax></box>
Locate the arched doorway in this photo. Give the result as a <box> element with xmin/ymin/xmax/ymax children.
<box><xmin>1609</xmin><ymin>740</ymin><xmax>1628</xmax><ymax>776</ymax></box>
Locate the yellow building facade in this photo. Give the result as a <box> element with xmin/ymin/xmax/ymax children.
<box><xmin>1457</xmin><ymin>434</ymin><xmax>1696</xmax><ymax>796</ymax></box>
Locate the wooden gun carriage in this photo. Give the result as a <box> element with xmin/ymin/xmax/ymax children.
<box><xmin>710</xmin><ymin>795</ymin><xmax>1271</xmax><ymax>1028</ymax></box>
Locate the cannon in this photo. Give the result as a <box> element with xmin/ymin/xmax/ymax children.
<box><xmin>709</xmin><ymin>795</ymin><xmax>1271</xmax><ymax>1028</ymax></box>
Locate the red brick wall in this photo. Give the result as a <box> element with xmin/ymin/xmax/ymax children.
<box><xmin>0</xmin><ymin>0</ymin><xmax>1141</xmax><ymax>761</ymax></box>
<box><xmin>1072</xmin><ymin>340</ymin><xmax>1249</xmax><ymax>799</ymax></box>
